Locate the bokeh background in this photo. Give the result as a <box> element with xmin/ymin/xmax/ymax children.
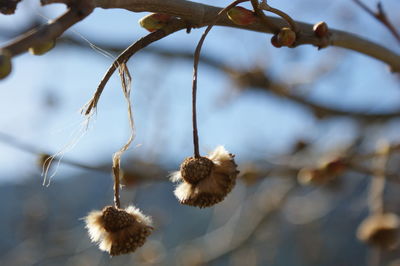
<box><xmin>0</xmin><ymin>0</ymin><xmax>400</xmax><ymax>265</ymax></box>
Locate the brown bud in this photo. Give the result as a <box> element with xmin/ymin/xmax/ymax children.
<box><xmin>313</xmin><ymin>21</ymin><xmax>329</xmax><ymax>38</ymax></box>
<box><xmin>180</xmin><ymin>156</ymin><xmax>214</xmax><ymax>184</ymax></box>
<box><xmin>0</xmin><ymin>50</ymin><xmax>12</xmax><ymax>80</ymax></box>
<box><xmin>139</xmin><ymin>13</ymin><xmax>173</xmax><ymax>32</ymax></box>
<box><xmin>277</xmin><ymin>27</ymin><xmax>296</xmax><ymax>46</ymax></box>
<box><xmin>270</xmin><ymin>35</ymin><xmax>282</xmax><ymax>48</ymax></box>
<box><xmin>227</xmin><ymin>6</ymin><xmax>256</xmax><ymax>26</ymax></box>
<box><xmin>29</xmin><ymin>40</ymin><xmax>56</xmax><ymax>55</ymax></box>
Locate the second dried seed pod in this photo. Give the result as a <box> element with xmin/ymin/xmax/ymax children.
<box><xmin>171</xmin><ymin>146</ymin><xmax>239</xmax><ymax>208</ymax></box>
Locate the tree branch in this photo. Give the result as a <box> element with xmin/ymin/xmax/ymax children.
<box><xmin>2</xmin><ymin>0</ymin><xmax>94</xmax><ymax>57</ymax></box>
<box><xmin>94</xmin><ymin>0</ymin><xmax>400</xmax><ymax>72</ymax></box>
<box><xmin>2</xmin><ymin>0</ymin><xmax>399</xmax><ymax>72</ymax></box>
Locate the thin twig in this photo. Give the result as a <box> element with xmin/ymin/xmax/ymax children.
<box><xmin>368</xmin><ymin>141</ymin><xmax>389</xmax><ymax>214</ymax></box>
<box><xmin>259</xmin><ymin>0</ymin><xmax>298</xmax><ymax>32</ymax></box>
<box><xmin>111</xmin><ymin>63</ymin><xmax>134</xmax><ymax>209</ymax></box>
<box><xmin>82</xmin><ymin>18</ymin><xmax>188</xmax><ymax>115</ymax></box>
<box><xmin>353</xmin><ymin>0</ymin><xmax>400</xmax><ymax>44</ymax></box>
<box><xmin>0</xmin><ymin>131</ymin><xmax>109</xmax><ymax>172</ymax></box>
<box><xmin>250</xmin><ymin>0</ymin><xmax>279</xmax><ymax>32</ymax></box>
<box><xmin>191</xmin><ymin>0</ymin><xmax>249</xmax><ymax>158</ymax></box>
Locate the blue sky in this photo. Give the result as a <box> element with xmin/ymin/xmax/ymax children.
<box><xmin>0</xmin><ymin>0</ymin><xmax>399</xmax><ymax>183</ymax></box>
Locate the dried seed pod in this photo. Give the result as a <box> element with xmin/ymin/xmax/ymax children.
<box><xmin>277</xmin><ymin>27</ymin><xmax>296</xmax><ymax>46</ymax></box>
<box><xmin>227</xmin><ymin>6</ymin><xmax>256</xmax><ymax>26</ymax></box>
<box><xmin>313</xmin><ymin>21</ymin><xmax>329</xmax><ymax>38</ymax></box>
<box><xmin>29</xmin><ymin>40</ymin><xmax>56</xmax><ymax>55</ymax></box>
<box><xmin>171</xmin><ymin>146</ymin><xmax>239</xmax><ymax>208</ymax></box>
<box><xmin>139</xmin><ymin>13</ymin><xmax>173</xmax><ymax>32</ymax></box>
<box><xmin>85</xmin><ymin>205</ymin><xmax>153</xmax><ymax>256</ymax></box>
<box><xmin>180</xmin><ymin>156</ymin><xmax>214</xmax><ymax>184</ymax></box>
<box><xmin>357</xmin><ymin>213</ymin><xmax>399</xmax><ymax>249</ymax></box>
<box><xmin>0</xmin><ymin>50</ymin><xmax>12</xmax><ymax>80</ymax></box>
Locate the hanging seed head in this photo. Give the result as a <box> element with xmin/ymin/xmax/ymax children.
<box><xmin>227</xmin><ymin>6</ymin><xmax>256</xmax><ymax>26</ymax></box>
<box><xmin>180</xmin><ymin>156</ymin><xmax>214</xmax><ymax>184</ymax></box>
<box><xmin>29</xmin><ymin>40</ymin><xmax>56</xmax><ymax>55</ymax></box>
<box><xmin>139</xmin><ymin>13</ymin><xmax>173</xmax><ymax>32</ymax></box>
<box><xmin>313</xmin><ymin>21</ymin><xmax>329</xmax><ymax>38</ymax></box>
<box><xmin>277</xmin><ymin>27</ymin><xmax>296</xmax><ymax>47</ymax></box>
<box><xmin>85</xmin><ymin>205</ymin><xmax>153</xmax><ymax>256</ymax></box>
<box><xmin>357</xmin><ymin>213</ymin><xmax>400</xmax><ymax>249</ymax></box>
<box><xmin>0</xmin><ymin>49</ymin><xmax>12</xmax><ymax>80</ymax></box>
<box><xmin>171</xmin><ymin>146</ymin><xmax>239</xmax><ymax>208</ymax></box>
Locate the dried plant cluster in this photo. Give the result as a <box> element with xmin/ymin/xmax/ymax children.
<box><xmin>86</xmin><ymin>206</ymin><xmax>153</xmax><ymax>256</ymax></box>
<box><xmin>171</xmin><ymin>146</ymin><xmax>239</xmax><ymax>208</ymax></box>
<box><xmin>1</xmin><ymin>0</ymin><xmax>400</xmax><ymax>260</ymax></box>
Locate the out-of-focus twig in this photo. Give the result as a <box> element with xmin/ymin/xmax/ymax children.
<box><xmin>2</xmin><ymin>0</ymin><xmax>94</xmax><ymax>57</ymax></box>
<box><xmin>172</xmin><ymin>180</ymin><xmax>297</xmax><ymax>264</ymax></box>
<box><xmin>259</xmin><ymin>0</ymin><xmax>298</xmax><ymax>32</ymax></box>
<box><xmin>130</xmin><ymin>46</ymin><xmax>400</xmax><ymax>121</ymax></box>
<box><xmin>0</xmin><ymin>0</ymin><xmax>22</xmax><ymax>15</ymax></box>
<box><xmin>368</xmin><ymin>141</ymin><xmax>389</xmax><ymax>214</ymax></box>
<box><xmin>0</xmin><ymin>131</ymin><xmax>168</xmax><ymax>183</ymax></box>
<box><xmin>51</xmin><ymin>33</ymin><xmax>400</xmax><ymax>121</ymax></box>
